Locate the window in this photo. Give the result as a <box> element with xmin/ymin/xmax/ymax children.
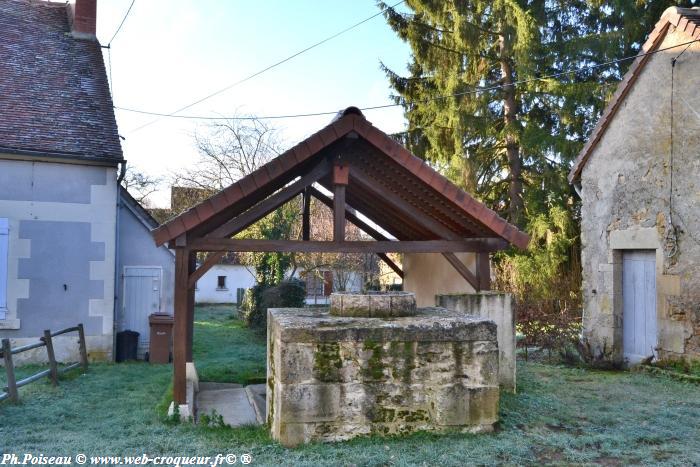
<box><xmin>216</xmin><ymin>275</ymin><xmax>227</xmax><ymax>290</ymax></box>
<box><xmin>0</xmin><ymin>218</ymin><xmax>8</xmax><ymax>320</ymax></box>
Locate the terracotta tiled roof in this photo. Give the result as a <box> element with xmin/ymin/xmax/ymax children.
<box><xmin>152</xmin><ymin>107</ymin><xmax>530</xmax><ymax>250</ymax></box>
<box><xmin>0</xmin><ymin>0</ymin><xmax>122</xmax><ymax>163</ymax></box>
<box><xmin>569</xmin><ymin>7</ymin><xmax>700</xmax><ymax>183</ymax></box>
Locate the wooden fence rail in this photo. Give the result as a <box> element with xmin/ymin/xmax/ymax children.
<box><xmin>0</xmin><ymin>324</ymin><xmax>88</xmax><ymax>403</ymax></box>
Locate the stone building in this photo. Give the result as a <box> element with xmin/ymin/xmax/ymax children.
<box><xmin>569</xmin><ymin>7</ymin><xmax>700</xmax><ymax>364</ymax></box>
<box><xmin>0</xmin><ymin>0</ymin><xmax>174</xmax><ymax>362</ymax></box>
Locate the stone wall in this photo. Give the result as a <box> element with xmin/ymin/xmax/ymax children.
<box><xmin>579</xmin><ymin>28</ymin><xmax>700</xmax><ymax>363</ymax></box>
<box><xmin>436</xmin><ymin>293</ymin><xmax>515</xmax><ymax>390</ymax></box>
<box><xmin>403</xmin><ymin>253</ymin><xmax>476</xmax><ymax>307</ymax></box>
<box><xmin>267</xmin><ymin>307</ymin><xmax>499</xmax><ymax>447</ymax></box>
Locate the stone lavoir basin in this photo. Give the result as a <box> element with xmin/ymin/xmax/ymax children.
<box><xmin>267</xmin><ymin>291</ymin><xmax>500</xmax><ymax>447</ymax></box>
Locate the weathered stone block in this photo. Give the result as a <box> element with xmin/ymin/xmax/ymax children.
<box><xmin>330</xmin><ymin>292</ymin><xmax>417</xmax><ymax>317</ymax></box>
<box><xmin>267</xmin><ymin>307</ymin><xmax>500</xmax><ymax>446</ymax></box>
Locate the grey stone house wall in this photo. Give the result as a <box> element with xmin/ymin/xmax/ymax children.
<box><xmin>0</xmin><ymin>158</ymin><xmax>118</xmax><ymax>362</ymax></box>
<box><xmin>578</xmin><ymin>29</ymin><xmax>700</xmax><ymax>362</ymax></box>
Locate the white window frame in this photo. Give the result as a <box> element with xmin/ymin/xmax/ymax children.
<box><xmin>0</xmin><ymin>218</ymin><xmax>8</xmax><ymax>320</ymax></box>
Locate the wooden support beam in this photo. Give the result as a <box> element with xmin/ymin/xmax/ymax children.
<box><xmin>333</xmin><ymin>163</ymin><xmax>348</xmax><ymax>242</ymax></box>
<box><xmin>173</xmin><ymin>248</ymin><xmax>195</xmax><ymax>405</ymax></box>
<box><xmin>302</xmin><ymin>188</ymin><xmax>311</xmax><ymax>241</ymax></box>
<box><xmin>442</xmin><ymin>252</ymin><xmax>479</xmax><ymax>291</ymax></box>
<box><xmin>333</xmin><ymin>184</ymin><xmax>346</xmax><ymax>242</ymax></box>
<box><xmin>477</xmin><ymin>252</ymin><xmax>491</xmax><ymax>291</ymax></box>
<box><xmin>309</xmin><ymin>187</ymin><xmax>404</xmax><ymax>278</ymax></box>
<box><xmin>188</xmin><ymin>252</ymin><xmax>225</xmax><ymax>289</ymax></box>
<box><xmin>189</xmin><ymin>238</ymin><xmax>508</xmax><ymax>253</ymax></box>
<box><xmin>186</xmin><ymin>252</ymin><xmax>196</xmax><ymax>362</ymax></box>
<box><xmin>206</xmin><ymin>159</ymin><xmax>330</xmax><ymax>239</ymax></box>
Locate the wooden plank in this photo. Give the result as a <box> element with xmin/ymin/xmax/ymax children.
<box><xmin>173</xmin><ymin>249</ymin><xmax>189</xmax><ymax>405</ymax></box>
<box><xmin>333</xmin><ymin>184</ymin><xmax>346</xmax><ymax>242</ymax></box>
<box><xmin>206</xmin><ymin>159</ymin><xmax>330</xmax><ymax>239</ymax></box>
<box><xmin>378</xmin><ymin>253</ymin><xmax>404</xmax><ymax>279</ymax></box>
<box><xmin>77</xmin><ymin>324</ymin><xmax>89</xmax><ymax>371</ymax></box>
<box><xmin>189</xmin><ymin>238</ymin><xmax>508</xmax><ymax>253</ymax></box>
<box><xmin>2</xmin><ymin>339</ymin><xmax>18</xmax><ymax>403</ymax></box>
<box><xmin>43</xmin><ymin>330</ymin><xmax>59</xmax><ymax>386</ymax></box>
<box><xmin>477</xmin><ymin>252</ymin><xmax>491</xmax><ymax>291</ymax></box>
<box><xmin>442</xmin><ymin>253</ymin><xmax>479</xmax><ymax>291</ymax></box>
<box><xmin>302</xmin><ymin>188</ymin><xmax>311</xmax><ymax>241</ymax></box>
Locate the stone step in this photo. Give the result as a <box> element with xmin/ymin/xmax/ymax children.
<box><xmin>196</xmin><ymin>387</ymin><xmax>258</xmax><ymax>427</ymax></box>
<box><xmin>245</xmin><ymin>384</ymin><xmax>267</xmax><ymax>424</ymax></box>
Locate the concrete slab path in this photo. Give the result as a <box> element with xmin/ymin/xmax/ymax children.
<box><xmin>196</xmin><ymin>387</ymin><xmax>258</xmax><ymax>427</ymax></box>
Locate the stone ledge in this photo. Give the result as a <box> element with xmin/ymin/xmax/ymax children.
<box><xmin>269</xmin><ymin>307</ymin><xmax>497</xmax><ymax>344</ymax></box>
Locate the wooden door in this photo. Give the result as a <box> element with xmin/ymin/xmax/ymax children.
<box><xmin>622</xmin><ymin>251</ymin><xmax>657</xmax><ymax>363</ymax></box>
<box><xmin>123</xmin><ymin>266</ymin><xmax>162</xmax><ymax>354</ymax></box>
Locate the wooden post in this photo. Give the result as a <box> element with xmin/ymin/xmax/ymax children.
<box><xmin>302</xmin><ymin>188</ymin><xmax>311</xmax><ymax>241</ymax></box>
<box><xmin>2</xmin><ymin>338</ymin><xmax>18</xmax><ymax>403</ymax></box>
<box><xmin>186</xmin><ymin>252</ymin><xmax>196</xmax><ymax>363</ymax></box>
<box><xmin>173</xmin><ymin>248</ymin><xmax>191</xmax><ymax>405</ymax></box>
<box><xmin>476</xmin><ymin>252</ymin><xmax>491</xmax><ymax>291</ymax></box>
<box><xmin>333</xmin><ymin>164</ymin><xmax>349</xmax><ymax>243</ymax></box>
<box><xmin>77</xmin><ymin>324</ymin><xmax>89</xmax><ymax>371</ymax></box>
<box><xmin>43</xmin><ymin>330</ymin><xmax>59</xmax><ymax>386</ymax></box>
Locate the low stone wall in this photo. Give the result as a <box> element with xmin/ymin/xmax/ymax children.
<box><xmin>437</xmin><ymin>293</ymin><xmax>515</xmax><ymax>391</ymax></box>
<box><xmin>267</xmin><ymin>307</ymin><xmax>500</xmax><ymax>447</ymax></box>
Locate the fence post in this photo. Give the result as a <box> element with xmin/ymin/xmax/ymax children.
<box><xmin>77</xmin><ymin>324</ymin><xmax>88</xmax><ymax>371</ymax></box>
<box><xmin>43</xmin><ymin>330</ymin><xmax>59</xmax><ymax>386</ymax></box>
<box><xmin>2</xmin><ymin>338</ymin><xmax>18</xmax><ymax>403</ymax></box>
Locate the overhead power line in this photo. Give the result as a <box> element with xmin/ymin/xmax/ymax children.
<box><xmin>115</xmin><ymin>37</ymin><xmax>700</xmax><ymax>123</ymax></box>
<box><xmin>128</xmin><ymin>0</ymin><xmax>406</xmax><ymax>133</ymax></box>
<box><xmin>108</xmin><ymin>0</ymin><xmax>136</xmax><ymax>46</ymax></box>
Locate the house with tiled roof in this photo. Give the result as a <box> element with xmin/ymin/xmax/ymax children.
<box><xmin>570</xmin><ymin>7</ymin><xmax>700</xmax><ymax>365</ymax></box>
<box><xmin>0</xmin><ymin>0</ymin><xmax>174</xmax><ymax>362</ymax></box>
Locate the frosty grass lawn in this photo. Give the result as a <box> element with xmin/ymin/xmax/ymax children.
<box><xmin>1</xmin><ymin>305</ymin><xmax>699</xmax><ymax>466</ymax></box>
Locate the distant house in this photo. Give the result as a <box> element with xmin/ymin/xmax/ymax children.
<box><xmin>0</xmin><ymin>0</ymin><xmax>174</xmax><ymax>362</ymax></box>
<box><xmin>194</xmin><ymin>254</ymin><xmax>255</xmax><ymax>305</ymax></box>
<box><xmin>569</xmin><ymin>7</ymin><xmax>700</xmax><ymax>364</ymax></box>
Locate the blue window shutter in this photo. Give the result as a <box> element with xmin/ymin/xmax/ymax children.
<box><xmin>0</xmin><ymin>218</ymin><xmax>8</xmax><ymax>319</ymax></box>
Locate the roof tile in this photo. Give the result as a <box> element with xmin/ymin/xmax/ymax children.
<box><xmin>0</xmin><ymin>0</ymin><xmax>122</xmax><ymax>161</ymax></box>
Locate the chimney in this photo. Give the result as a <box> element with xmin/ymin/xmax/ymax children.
<box><xmin>67</xmin><ymin>0</ymin><xmax>97</xmax><ymax>40</ymax></box>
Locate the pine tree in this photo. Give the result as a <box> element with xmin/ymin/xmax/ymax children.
<box><xmin>380</xmin><ymin>0</ymin><xmax>696</xmax><ymax>226</ymax></box>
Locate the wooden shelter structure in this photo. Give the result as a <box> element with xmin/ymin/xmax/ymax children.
<box><xmin>152</xmin><ymin>107</ymin><xmax>529</xmax><ymax>404</ymax></box>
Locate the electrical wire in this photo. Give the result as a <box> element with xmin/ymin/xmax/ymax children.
<box><xmin>116</xmin><ymin>38</ymin><xmax>700</xmax><ymax>124</ymax></box>
<box><xmin>108</xmin><ymin>0</ymin><xmax>136</xmax><ymax>46</ymax></box>
<box><xmin>128</xmin><ymin>0</ymin><xmax>406</xmax><ymax>133</ymax></box>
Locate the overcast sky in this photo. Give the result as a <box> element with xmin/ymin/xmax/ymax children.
<box><xmin>96</xmin><ymin>1</ymin><xmax>412</xmax><ymax>206</ymax></box>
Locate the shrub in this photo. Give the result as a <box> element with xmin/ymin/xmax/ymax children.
<box><xmin>240</xmin><ymin>279</ymin><xmax>306</xmax><ymax>329</ymax></box>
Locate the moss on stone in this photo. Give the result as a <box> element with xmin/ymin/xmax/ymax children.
<box><xmin>372</xmin><ymin>406</ymin><xmax>396</xmax><ymax>423</ymax></box>
<box><xmin>313</xmin><ymin>342</ymin><xmax>343</xmax><ymax>382</ymax></box>
<box><xmin>362</xmin><ymin>340</ymin><xmax>385</xmax><ymax>380</ymax></box>
<box><xmin>398</xmin><ymin>409</ymin><xmax>428</xmax><ymax>423</ymax></box>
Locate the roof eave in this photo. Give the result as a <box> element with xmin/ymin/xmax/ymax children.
<box><xmin>567</xmin><ymin>8</ymin><xmax>700</xmax><ymax>183</ymax></box>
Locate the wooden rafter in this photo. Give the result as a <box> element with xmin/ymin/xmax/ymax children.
<box><xmin>206</xmin><ymin>159</ymin><xmax>330</xmax><ymax>239</ymax></box>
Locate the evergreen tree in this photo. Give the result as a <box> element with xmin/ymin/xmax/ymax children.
<box><xmin>380</xmin><ymin>0</ymin><xmax>696</xmax><ymax>226</ymax></box>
